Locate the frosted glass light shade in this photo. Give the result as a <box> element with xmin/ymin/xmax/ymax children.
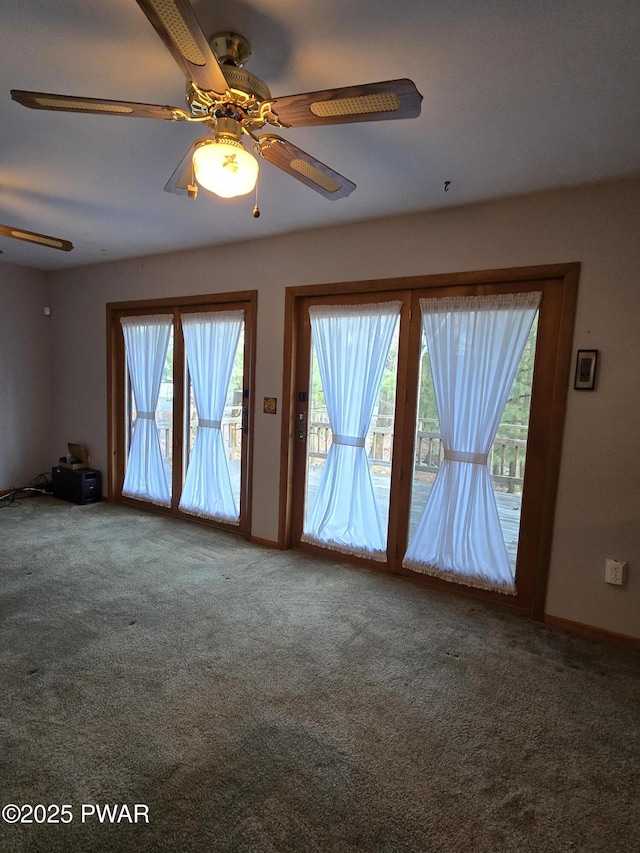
<box><xmin>192</xmin><ymin>139</ymin><xmax>259</xmax><ymax>199</ymax></box>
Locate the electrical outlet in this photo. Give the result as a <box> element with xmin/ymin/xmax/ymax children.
<box><xmin>605</xmin><ymin>559</ymin><xmax>627</xmax><ymax>585</ymax></box>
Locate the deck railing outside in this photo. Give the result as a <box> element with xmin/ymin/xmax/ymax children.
<box><xmin>307</xmin><ymin>414</ymin><xmax>528</xmax><ymax>493</ymax></box>
<box><xmin>158</xmin><ymin>414</ymin><xmax>242</xmax><ymax>465</ymax></box>
<box><xmin>157</xmin><ymin>412</ymin><xmax>527</xmax><ymax>493</ymax></box>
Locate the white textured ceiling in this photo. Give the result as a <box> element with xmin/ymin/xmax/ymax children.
<box><xmin>1</xmin><ymin>0</ymin><xmax>639</xmax><ymax>271</ymax></box>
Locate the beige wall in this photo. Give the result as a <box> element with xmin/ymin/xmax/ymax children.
<box><xmin>38</xmin><ymin>175</ymin><xmax>640</xmax><ymax>638</ymax></box>
<box><xmin>0</xmin><ymin>262</ymin><xmax>52</xmax><ymax>489</ymax></box>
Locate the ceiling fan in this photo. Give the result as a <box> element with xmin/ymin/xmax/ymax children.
<box><xmin>0</xmin><ymin>224</ymin><xmax>73</xmax><ymax>255</ymax></box>
<box><xmin>10</xmin><ymin>0</ymin><xmax>422</xmax><ymax>206</ymax></box>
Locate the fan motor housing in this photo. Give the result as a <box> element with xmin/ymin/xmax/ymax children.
<box><xmin>186</xmin><ymin>31</ymin><xmax>271</xmax><ymax>117</ymax></box>
<box><xmin>186</xmin><ymin>66</ymin><xmax>271</xmax><ymax>118</ymax></box>
<box><xmin>221</xmin><ymin>66</ymin><xmax>271</xmax><ymax>102</ymax></box>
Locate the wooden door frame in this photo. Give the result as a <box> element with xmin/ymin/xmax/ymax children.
<box><xmin>280</xmin><ymin>264</ymin><xmax>579</xmax><ymax>619</ymax></box>
<box><xmin>106</xmin><ymin>290</ymin><xmax>257</xmax><ymax>538</ymax></box>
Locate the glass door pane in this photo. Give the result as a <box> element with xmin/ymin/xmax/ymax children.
<box><xmin>122</xmin><ymin>318</ymin><xmax>173</xmax><ymax>505</ymax></box>
<box><xmin>492</xmin><ymin>314</ymin><xmax>538</xmax><ymax>568</ymax></box>
<box><xmin>126</xmin><ymin>325</ymin><xmax>174</xmax><ymax>487</ymax></box>
<box><xmin>157</xmin><ymin>325</ymin><xmax>174</xmax><ymax>487</ymax></box>
<box><xmin>185</xmin><ymin>326</ymin><xmax>244</xmax><ymax>512</ymax></box>
<box><xmin>407</xmin><ymin>300</ymin><xmax>539</xmax><ymax>584</ymax></box>
<box><xmin>302</xmin><ymin>306</ymin><xmax>400</xmax><ymax>558</ymax></box>
<box><xmin>408</xmin><ymin>326</ymin><xmax>441</xmax><ymax>543</ymax></box>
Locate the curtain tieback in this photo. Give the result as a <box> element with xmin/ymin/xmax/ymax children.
<box><xmin>443</xmin><ymin>449</ymin><xmax>488</xmax><ymax>465</ymax></box>
<box><xmin>198</xmin><ymin>418</ymin><xmax>221</xmax><ymax>429</ymax></box>
<box><xmin>333</xmin><ymin>434</ymin><xmax>366</xmax><ymax>448</ymax></box>
<box><xmin>136</xmin><ymin>411</ymin><xmax>155</xmax><ymax>420</ymax></box>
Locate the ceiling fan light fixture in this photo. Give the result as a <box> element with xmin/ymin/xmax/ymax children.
<box><xmin>192</xmin><ymin>137</ymin><xmax>259</xmax><ymax>198</ymax></box>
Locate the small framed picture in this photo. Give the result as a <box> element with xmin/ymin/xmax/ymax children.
<box><xmin>574</xmin><ymin>349</ymin><xmax>598</xmax><ymax>390</ymax></box>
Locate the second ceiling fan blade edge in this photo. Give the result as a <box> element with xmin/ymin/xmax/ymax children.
<box><xmin>0</xmin><ymin>224</ymin><xmax>73</xmax><ymax>251</ymax></box>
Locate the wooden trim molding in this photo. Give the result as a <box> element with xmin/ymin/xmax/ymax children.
<box><xmin>284</xmin><ymin>263</ymin><xmax>578</xmax><ymax>300</ymax></box>
<box><xmin>279</xmin><ymin>287</ymin><xmax>298</xmax><ymax>549</ymax></box>
<box><xmin>544</xmin><ymin>615</ymin><xmax>640</xmax><ymax>649</ymax></box>
<box><xmin>106</xmin><ymin>290</ymin><xmax>258</xmax><ymax>312</ymax></box>
<box><xmin>249</xmin><ymin>535</ymin><xmax>281</xmax><ymax>550</ymax></box>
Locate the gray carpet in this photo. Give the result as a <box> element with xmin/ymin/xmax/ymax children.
<box><xmin>1</xmin><ymin>496</ymin><xmax>639</xmax><ymax>853</ymax></box>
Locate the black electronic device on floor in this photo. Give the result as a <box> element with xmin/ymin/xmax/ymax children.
<box><xmin>51</xmin><ymin>466</ymin><xmax>101</xmax><ymax>505</ymax></box>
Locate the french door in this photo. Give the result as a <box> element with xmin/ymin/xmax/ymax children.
<box><xmin>294</xmin><ymin>294</ymin><xmax>407</xmax><ymax>562</ymax></box>
<box><xmin>108</xmin><ymin>292</ymin><xmax>256</xmax><ymax>536</ymax></box>
<box><xmin>286</xmin><ymin>265</ymin><xmax>578</xmax><ymax>617</ymax></box>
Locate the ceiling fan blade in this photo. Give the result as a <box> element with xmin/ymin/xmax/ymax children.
<box><xmin>0</xmin><ymin>224</ymin><xmax>73</xmax><ymax>252</ymax></box>
<box><xmin>135</xmin><ymin>0</ymin><xmax>229</xmax><ymax>93</ymax></box>
<box><xmin>11</xmin><ymin>90</ymin><xmax>186</xmax><ymax>121</ymax></box>
<box><xmin>269</xmin><ymin>78</ymin><xmax>422</xmax><ymax>127</ymax></box>
<box><xmin>256</xmin><ymin>135</ymin><xmax>355</xmax><ymax>200</ymax></box>
<box><xmin>164</xmin><ymin>139</ymin><xmax>204</xmax><ymax>195</ymax></box>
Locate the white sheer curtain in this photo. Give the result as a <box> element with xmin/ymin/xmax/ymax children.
<box><xmin>179</xmin><ymin>311</ymin><xmax>243</xmax><ymax>524</ymax></box>
<box><xmin>302</xmin><ymin>301</ymin><xmax>401</xmax><ymax>560</ymax></box>
<box><xmin>403</xmin><ymin>292</ymin><xmax>541</xmax><ymax>593</ymax></box>
<box><xmin>121</xmin><ymin>314</ymin><xmax>172</xmax><ymax>506</ymax></box>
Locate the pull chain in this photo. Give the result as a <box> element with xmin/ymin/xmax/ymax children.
<box><xmin>252</xmin><ymin>172</ymin><xmax>260</xmax><ymax>218</ymax></box>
